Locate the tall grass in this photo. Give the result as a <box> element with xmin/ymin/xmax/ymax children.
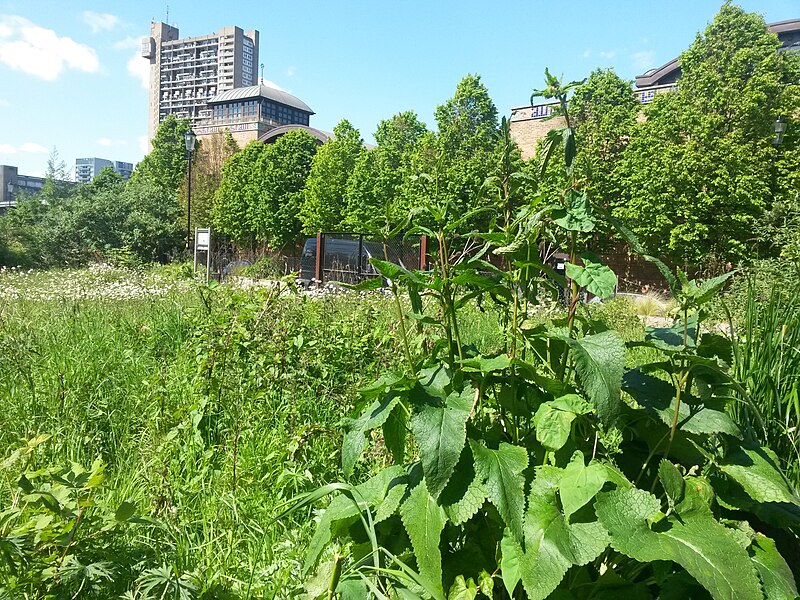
<box><xmin>0</xmin><ymin>270</ymin><xmax>407</xmax><ymax>596</ymax></box>
<box><xmin>729</xmin><ymin>278</ymin><xmax>800</xmax><ymax>487</ymax></box>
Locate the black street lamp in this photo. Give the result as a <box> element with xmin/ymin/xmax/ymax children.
<box><xmin>185</xmin><ymin>128</ymin><xmax>197</xmax><ymax>251</ymax></box>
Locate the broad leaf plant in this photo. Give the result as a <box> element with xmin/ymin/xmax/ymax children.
<box><xmin>289</xmin><ymin>71</ymin><xmax>800</xmax><ymax>599</ymax></box>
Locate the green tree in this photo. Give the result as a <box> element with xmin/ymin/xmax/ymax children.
<box><xmin>300</xmin><ymin>119</ymin><xmax>364</xmax><ymax>233</ymax></box>
<box><xmin>432</xmin><ymin>74</ymin><xmax>500</xmax><ymax>229</ymax></box>
<box><xmin>570</xmin><ymin>68</ymin><xmax>638</xmax><ymax>210</ymax></box>
<box><xmin>179</xmin><ymin>132</ymin><xmax>239</xmax><ymax>234</ymax></box>
<box><xmin>344</xmin><ymin>111</ymin><xmax>428</xmax><ymax>234</ymax></box>
<box><xmin>251</xmin><ymin>130</ymin><xmax>319</xmax><ymax>249</ymax></box>
<box><xmin>616</xmin><ymin>4</ymin><xmax>798</xmax><ymax>265</ymax></box>
<box><xmin>121</xmin><ymin>179</ymin><xmax>184</xmax><ymax>262</ymax></box>
<box><xmin>211</xmin><ymin>141</ymin><xmax>267</xmax><ymax>248</ymax></box>
<box><xmin>41</xmin><ymin>147</ymin><xmax>72</xmax><ymax>203</ymax></box>
<box><xmin>130</xmin><ymin>115</ymin><xmax>192</xmax><ymax>195</ymax></box>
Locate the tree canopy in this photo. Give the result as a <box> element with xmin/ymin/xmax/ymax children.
<box><xmin>615</xmin><ymin>4</ymin><xmax>799</xmax><ymax>264</ymax></box>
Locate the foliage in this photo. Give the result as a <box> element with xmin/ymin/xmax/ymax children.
<box><xmin>179</xmin><ymin>131</ymin><xmax>239</xmax><ymax>234</ymax></box>
<box><xmin>0</xmin><ymin>174</ymin><xmax>182</xmax><ymax>267</ymax></box>
<box><xmin>41</xmin><ymin>146</ymin><xmax>73</xmax><ymax>203</ymax></box>
<box><xmin>569</xmin><ymin>68</ymin><xmax>638</xmax><ymax>214</ymax></box>
<box><xmin>0</xmin><ymin>269</ymin><xmax>425</xmax><ymax>596</ymax></box>
<box><xmin>295</xmin><ymin>69</ymin><xmax>800</xmax><ymax>600</ymax></box>
<box><xmin>301</xmin><ymin>120</ymin><xmax>365</xmax><ymax>233</ymax></box>
<box><xmin>725</xmin><ymin>266</ymin><xmax>800</xmax><ymax>487</ymax></box>
<box><xmin>210</xmin><ymin>140</ymin><xmax>266</xmax><ymax>247</ymax></box>
<box><xmin>0</xmin><ymin>447</ymin><xmax>139</xmax><ymax>598</ymax></box>
<box><xmin>253</xmin><ymin>130</ymin><xmax>319</xmax><ymax>248</ymax></box>
<box><xmin>615</xmin><ymin>5</ymin><xmax>799</xmax><ymax>264</ymax></box>
<box><xmin>212</xmin><ymin>131</ymin><xmax>319</xmax><ymax>249</ymax></box>
<box><xmin>344</xmin><ymin>111</ymin><xmax>428</xmax><ymax>235</ymax></box>
<box><xmin>130</xmin><ymin>115</ymin><xmax>192</xmax><ymax>195</ymax></box>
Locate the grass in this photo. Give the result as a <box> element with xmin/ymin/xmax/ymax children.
<box><xmin>0</xmin><ymin>266</ymin><xmax>667</xmax><ymax>597</ymax></box>
<box><xmin>728</xmin><ymin>277</ymin><xmax>800</xmax><ymax>486</ymax></box>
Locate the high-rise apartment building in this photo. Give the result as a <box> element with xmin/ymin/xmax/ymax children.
<box><xmin>141</xmin><ymin>22</ymin><xmax>259</xmax><ymax>141</ymax></box>
<box><xmin>75</xmin><ymin>158</ymin><xmax>134</xmax><ymax>184</ymax></box>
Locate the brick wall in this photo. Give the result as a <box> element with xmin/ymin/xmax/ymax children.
<box><xmin>509</xmin><ymin>115</ymin><xmax>565</xmax><ymax>159</ymax></box>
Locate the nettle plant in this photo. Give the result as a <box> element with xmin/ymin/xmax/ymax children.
<box><xmin>293</xmin><ymin>72</ymin><xmax>800</xmax><ymax>599</ymax></box>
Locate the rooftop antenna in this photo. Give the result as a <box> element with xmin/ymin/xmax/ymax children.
<box><xmin>260</xmin><ymin>63</ymin><xmax>264</xmax><ymax>84</ymax></box>
<box><xmin>165</xmin><ymin>3</ymin><xmax>169</xmax><ymax>24</ymax></box>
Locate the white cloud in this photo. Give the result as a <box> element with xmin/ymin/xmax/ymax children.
<box><xmin>96</xmin><ymin>138</ymin><xmax>113</xmax><ymax>146</ymax></box>
<box><xmin>632</xmin><ymin>50</ymin><xmax>656</xmax><ymax>70</ymax></box>
<box><xmin>287</xmin><ymin>65</ymin><xmax>296</xmax><ymax>77</ymax></box>
<box><xmin>138</xmin><ymin>135</ymin><xmax>149</xmax><ymax>154</ymax></box>
<box><xmin>82</xmin><ymin>11</ymin><xmax>120</xmax><ymax>33</ymax></box>
<box><xmin>582</xmin><ymin>49</ymin><xmax>592</xmax><ymax>59</ymax></box>
<box><xmin>0</xmin><ymin>142</ymin><xmax>47</xmax><ymax>154</ymax></box>
<box><xmin>0</xmin><ymin>98</ymin><xmax>8</xmax><ymax>107</ymax></box>
<box><xmin>599</xmin><ymin>50</ymin><xmax>616</xmax><ymax>60</ymax></box>
<box><xmin>0</xmin><ymin>15</ymin><xmax>99</xmax><ymax>80</ymax></box>
<box><xmin>114</xmin><ymin>36</ymin><xmax>139</xmax><ymax>50</ymax></box>
<box><xmin>19</xmin><ymin>142</ymin><xmax>47</xmax><ymax>153</ymax></box>
<box><xmin>128</xmin><ymin>51</ymin><xmax>149</xmax><ymax>89</ymax></box>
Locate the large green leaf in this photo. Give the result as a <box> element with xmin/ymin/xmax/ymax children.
<box><xmin>750</xmin><ymin>533</ymin><xmax>798</xmax><ymax>600</ymax></box>
<box><xmin>595</xmin><ymin>487</ymin><xmax>762</xmax><ymax>600</ymax></box>
<box><xmin>559</xmin><ymin>452</ymin><xmax>611</xmax><ymax>520</ymax></box>
<box><xmin>533</xmin><ymin>401</ymin><xmax>576</xmax><ymax>451</ymax></box>
<box><xmin>383</xmin><ymin>402</ymin><xmax>408</xmax><ymax>464</ymax></box>
<box><xmin>343</xmin><ymin>392</ymin><xmax>402</xmax><ymax>476</ymax></box>
<box><xmin>553</xmin><ymin>190</ymin><xmax>595</xmax><ymax>232</ymax></box>
<box><xmin>719</xmin><ymin>445</ymin><xmax>800</xmax><ymax>506</ymax></box>
<box><xmin>411</xmin><ymin>387</ymin><xmax>473</xmax><ymax>498</ymax></box>
<box><xmin>564</xmin><ymin>331</ymin><xmax>625</xmax><ymax>425</ymax></box>
<box><xmin>440</xmin><ymin>447</ymin><xmax>487</xmax><ymax>526</ymax></box>
<box><xmin>645</xmin><ymin>314</ymin><xmax>699</xmax><ymax>351</ymax></box>
<box><xmin>564</xmin><ymin>252</ymin><xmax>617</xmax><ymax>299</ymax></box>
<box><xmin>658</xmin><ymin>459</ymin><xmax>686</xmax><ymax>512</ymax></box>
<box><xmin>469</xmin><ymin>441</ymin><xmax>528</xmax><ymax>545</ymax></box>
<box><xmin>519</xmin><ymin>466</ymin><xmax>609</xmax><ymax>600</ymax></box>
<box><xmin>399</xmin><ymin>482</ymin><xmax>446</xmax><ymax>595</ymax></box>
<box><xmin>622</xmin><ymin>369</ymin><xmax>742</xmax><ymax>438</ymax></box>
<box><xmin>304</xmin><ymin>466</ymin><xmax>404</xmax><ymax>573</ymax></box>
<box><xmin>500</xmin><ymin>530</ymin><xmax>522</xmax><ymax>596</ymax></box>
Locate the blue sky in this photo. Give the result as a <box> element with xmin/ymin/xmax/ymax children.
<box><xmin>0</xmin><ymin>0</ymin><xmax>796</xmax><ymax>177</ymax></box>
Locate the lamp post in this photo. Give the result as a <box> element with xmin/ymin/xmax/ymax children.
<box><xmin>184</xmin><ymin>128</ymin><xmax>197</xmax><ymax>251</ymax></box>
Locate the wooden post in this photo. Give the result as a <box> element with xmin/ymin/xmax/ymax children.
<box><xmin>315</xmin><ymin>231</ymin><xmax>324</xmax><ymax>288</ymax></box>
<box><xmin>419</xmin><ymin>234</ymin><xmax>428</xmax><ymax>270</ymax></box>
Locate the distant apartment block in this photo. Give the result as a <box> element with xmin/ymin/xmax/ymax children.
<box><xmin>1</xmin><ymin>165</ymin><xmax>47</xmax><ymax>210</ymax></box>
<box><xmin>142</xmin><ymin>22</ymin><xmax>259</xmax><ymax>141</ymax></box>
<box><xmin>509</xmin><ymin>18</ymin><xmax>800</xmax><ymax>159</ymax></box>
<box><xmin>74</xmin><ymin>158</ymin><xmax>134</xmax><ymax>184</ymax></box>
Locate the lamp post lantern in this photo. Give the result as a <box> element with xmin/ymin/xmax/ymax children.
<box><xmin>773</xmin><ymin>116</ymin><xmax>787</xmax><ymax>148</ymax></box>
<box><xmin>184</xmin><ymin>128</ymin><xmax>197</xmax><ymax>250</ymax></box>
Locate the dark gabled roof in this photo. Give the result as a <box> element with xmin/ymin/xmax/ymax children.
<box><xmin>208</xmin><ymin>84</ymin><xmax>314</xmax><ymax>114</ymax></box>
<box><xmin>635</xmin><ymin>18</ymin><xmax>800</xmax><ymax>88</ymax></box>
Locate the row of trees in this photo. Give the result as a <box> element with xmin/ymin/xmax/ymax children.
<box><xmin>0</xmin><ymin>4</ymin><xmax>796</xmax><ymax>269</ymax></box>
<box><xmin>208</xmin><ymin>74</ymin><xmax>529</xmax><ymax>251</ymax></box>
<box><xmin>208</xmin><ymin>4</ymin><xmax>798</xmax><ymax>265</ymax></box>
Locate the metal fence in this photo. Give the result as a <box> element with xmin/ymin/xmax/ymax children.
<box><xmin>300</xmin><ymin>233</ymin><xmax>426</xmax><ymax>287</ymax></box>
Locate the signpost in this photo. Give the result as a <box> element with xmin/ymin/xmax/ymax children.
<box><xmin>194</xmin><ymin>228</ymin><xmax>211</xmax><ymax>282</ymax></box>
